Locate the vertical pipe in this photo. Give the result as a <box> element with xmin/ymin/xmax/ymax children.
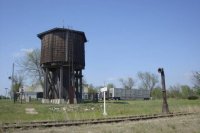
<box><xmin>158</xmin><ymin>68</ymin><xmax>169</xmax><ymax>113</ymax></box>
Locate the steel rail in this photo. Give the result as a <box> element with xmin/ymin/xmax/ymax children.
<box><xmin>1</xmin><ymin>112</ymin><xmax>198</xmax><ymax>131</ymax></box>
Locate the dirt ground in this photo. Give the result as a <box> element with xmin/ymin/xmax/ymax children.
<box><xmin>6</xmin><ymin>114</ymin><xmax>200</xmax><ymax>133</ymax></box>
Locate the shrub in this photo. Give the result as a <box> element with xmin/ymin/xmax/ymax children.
<box><xmin>152</xmin><ymin>87</ymin><xmax>162</xmax><ymax>99</ymax></box>
<box><xmin>188</xmin><ymin>95</ymin><xmax>199</xmax><ymax>100</ymax></box>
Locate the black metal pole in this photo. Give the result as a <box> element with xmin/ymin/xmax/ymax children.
<box><xmin>158</xmin><ymin>68</ymin><xmax>169</xmax><ymax>113</ymax></box>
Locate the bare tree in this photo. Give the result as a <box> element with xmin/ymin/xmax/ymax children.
<box><xmin>137</xmin><ymin>72</ymin><xmax>158</xmax><ymax>97</ymax></box>
<box><xmin>17</xmin><ymin>48</ymin><xmax>44</xmax><ymax>89</ymax></box>
<box><xmin>192</xmin><ymin>71</ymin><xmax>200</xmax><ymax>96</ymax></box>
<box><xmin>168</xmin><ymin>84</ymin><xmax>181</xmax><ymax>98</ymax></box>
<box><xmin>119</xmin><ymin>77</ymin><xmax>135</xmax><ymax>90</ymax></box>
<box><xmin>107</xmin><ymin>83</ymin><xmax>115</xmax><ymax>89</ymax></box>
<box><xmin>193</xmin><ymin>71</ymin><xmax>200</xmax><ymax>87</ymax></box>
<box><xmin>12</xmin><ymin>74</ymin><xmax>24</xmax><ymax>92</ymax></box>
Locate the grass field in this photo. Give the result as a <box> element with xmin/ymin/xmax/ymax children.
<box><xmin>0</xmin><ymin>99</ymin><xmax>200</xmax><ymax>123</ymax></box>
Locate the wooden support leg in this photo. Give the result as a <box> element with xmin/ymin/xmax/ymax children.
<box><xmin>60</xmin><ymin>66</ymin><xmax>63</xmax><ymax>99</ymax></box>
<box><xmin>80</xmin><ymin>70</ymin><xmax>83</xmax><ymax>102</ymax></box>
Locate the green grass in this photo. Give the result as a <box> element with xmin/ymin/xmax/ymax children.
<box><xmin>0</xmin><ymin>99</ymin><xmax>199</xmax><ymax>123</ymax></box>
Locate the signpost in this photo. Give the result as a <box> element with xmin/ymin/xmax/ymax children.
<box><xmin>100</xmin><ymin>87</ymin><xmax>107</xmax><ymax>116</ymax></box>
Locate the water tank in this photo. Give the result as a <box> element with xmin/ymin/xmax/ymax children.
<box><xmin>38</xmin><ymin>28</ymin><xmax>87</xmax><ymax>69</ymax></box>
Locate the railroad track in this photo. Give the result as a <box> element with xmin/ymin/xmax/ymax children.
<box><xmin>1</xmin><ymin>112</ymin><xmax>197</xmax><ymax>131</ymax></box>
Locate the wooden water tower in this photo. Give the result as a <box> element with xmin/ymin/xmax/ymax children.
<box><xmin>38</xmin><ymin>28</ymin><xmax>87</xmax><ymax>104</ymax></box>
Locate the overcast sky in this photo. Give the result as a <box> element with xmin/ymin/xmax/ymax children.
<box><xmin>0</xmin><ymin>0</ymin><xmax>200</xmax><ymax>95</ymax></box>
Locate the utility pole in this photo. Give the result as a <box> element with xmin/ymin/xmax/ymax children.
<box><xmin>158</xmin><ymin>68</ymin><xmax>169</xmax><ymax>113</ymax></box>
<box><xmin>11</xmin><ymin>63</ymin><xmax>15</xmax><ymax>103</ymax></box>
<box><xmin>8</xmin><ymin>63</ymin><xmax>15</xmax><ymax>102</ymax></box>
<box><xmin>11</xmin><ymin>63</ymin><xmax>14</xmax><ymax>85</ymax></box>
<box><xmin>5</xmin><ymin>88</ymin><xmax>8</xmax><ymax>98</ymax></box>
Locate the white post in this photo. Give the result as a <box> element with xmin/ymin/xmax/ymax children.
<box><xmin>101</xmin><ymin>87</ymin><xmax>107</xmax><ymax>116</ymax></box>
<box><xmin>103</xmin><ymin>91</ymin><xmax>107</xmax><ymax>116</ymax></box>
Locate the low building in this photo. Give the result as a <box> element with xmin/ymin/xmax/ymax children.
<box><xmin>23</xmin><ymin>84</ymin><xmax>43</xmax><ymax>99</ymax></box>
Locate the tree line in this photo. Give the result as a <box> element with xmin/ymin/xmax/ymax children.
<box><xmin>12</xmin><ymin>48</ymin><xmax>200</xmax><ymax>99</ymax></box>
